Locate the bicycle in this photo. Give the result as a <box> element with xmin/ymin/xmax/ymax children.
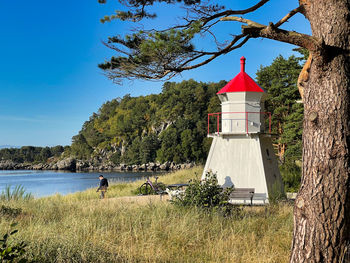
<box><xmin>138</xmin><ymin>176</ymin><xmax>166</xmax><ymax>195</ymax></box>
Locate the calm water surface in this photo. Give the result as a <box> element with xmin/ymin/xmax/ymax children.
<box><xmin>0</xmin><ymin>170</ymin><xmax>160</xmax><ymax>197</ymax></box>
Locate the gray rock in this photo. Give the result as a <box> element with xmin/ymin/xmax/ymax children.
<box><xmin>186</xmin><ymin>163</ymin><xmax>194</xmax><ymax>169</ymax></box>
<box><xmin>160</xmin><ymin>162</ymin><xmax>170</xmax><ymax>170</ymax></box>
<box><xmin>148</xmin><ymin>162</ymin><xmax>158</xmax><ymax>171</ymax></box>
<box><xmin>15</xmin><ymin>163</ymin><xmax>30</xmax><ymax>170</ymax></box>
<box><xmin>0</xmin><ymin>160</ymin><xmax>16</xmax><ymax>170</ymax></box>
<box><xmin>113</xmin><ymin>166</ymin><xmax>122</xmax><ymax>171</ymax></box>
<box><xmin>132</xmin><ymin>165</ymin><xmax>142</xmax><ymax>171</ymax></box>
<box><xmin>32</xmin><ymin>163</ymin><xmax>44</xmax><ymax>170</ymax></box>
<box><xmin>56</xmin><ymin>158</ymin><xmax>76</xmax><ymax>171</ymax></box>
<box><xmin>76</xmin><ymin>160</ymin><xmax>88</xmax><ymax>170</ymax></box>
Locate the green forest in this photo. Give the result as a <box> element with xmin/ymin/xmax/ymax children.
<box><xmin>0</xmin><ymin>146</ymin><xmax>66</xmax><ymax>164</ymax></box>
<box><xmin>66</xmin><ymin>80</ymin><xmax>224</xmax><ymax>164</ymax></box>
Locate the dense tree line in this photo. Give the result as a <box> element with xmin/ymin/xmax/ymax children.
<box><xmin>0</xmin><ymin>146</ymin><xmax>66</xmax><ymax>163</ymax></box>
<box><xmin>68</xmin><ymin>80</ymin><xmax>224</xmax><ymax>164</ymax></box>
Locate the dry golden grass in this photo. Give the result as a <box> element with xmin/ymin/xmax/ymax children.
<box><xmin>0</xmin><ymin>166</ymin><xmax>293</xmax><ymax>263</ymax></box>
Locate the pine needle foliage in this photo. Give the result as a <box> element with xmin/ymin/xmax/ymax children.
<box><xmin>256</xmin><ymin>54</ymin><xmax>304</xmax><ymax>164</ymax></box>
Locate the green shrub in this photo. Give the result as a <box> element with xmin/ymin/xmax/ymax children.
<box><xmin>171</xmin><ymin>172</ymin><xmax>234</xmax><ymax>214</ymax></box>
<box><xmin>0</xmin><ymin>223</ymin><xmax>27</xmax><ymax>262</ymax></box>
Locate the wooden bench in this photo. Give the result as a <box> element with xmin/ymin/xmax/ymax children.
<box><xmin>229</xmin><ymin>188</ymin><xmax>255</xmax><ymax>205</ymax></box>
<box><xmin>252</xmin><ymin>193</ymin><xmax>267</xmax><ymax>204</ymax></box>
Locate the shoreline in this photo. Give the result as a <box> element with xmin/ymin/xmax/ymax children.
<box><xmin>0</xmin><ymin>158</ymin><xmax>196</xmax><ymax>172</ymax></box>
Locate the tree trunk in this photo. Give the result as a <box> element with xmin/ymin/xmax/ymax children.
<box><xmin>290</xmin><ymin>1</ymin><xmax>350</xmax><ymax>262</ymax></box>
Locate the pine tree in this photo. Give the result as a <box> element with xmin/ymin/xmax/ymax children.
<box><xmin>256</xmin><ymin>55</ymin><xmax>303</xmax><ymax>163</ymax></box>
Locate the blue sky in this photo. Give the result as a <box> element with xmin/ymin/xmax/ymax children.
<box><xmin>0</xmin><ymin>1</ymin><xmax>310</xmax><ymax>147</ymax></box>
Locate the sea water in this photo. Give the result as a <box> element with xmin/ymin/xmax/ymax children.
<box><xmin>0</xmin><ymin>170</ymin><xmax>159</xmax><ymax>197</ymax></box>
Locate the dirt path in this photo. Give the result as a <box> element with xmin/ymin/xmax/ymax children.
<box><xmin>106</xmin><ymin>194</ymin><xmax>170</xmax><ymax>205</ymax></box>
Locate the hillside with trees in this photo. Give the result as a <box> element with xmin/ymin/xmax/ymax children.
<box><xmin>0</xmin><ymin>146</ymin><xmax>65</xmax><ymax>165</ymax></box>
<box><xmin>66</xmin><ymin>79</ymin><xmax>224</xmax><ymax>165</ymax></box>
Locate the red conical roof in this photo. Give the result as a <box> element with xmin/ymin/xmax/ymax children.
<box><xmin>217</xmin><ymin>57</ymin><xmax>264</xmax><ymax>94</ymax></box>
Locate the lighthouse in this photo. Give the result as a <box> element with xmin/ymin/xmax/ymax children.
<box><xmin>203</xmin><ymin>57</ymin><xmax>284</xmax><ymax>204</ymax></box>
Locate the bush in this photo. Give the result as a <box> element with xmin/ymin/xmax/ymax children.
<box><xmin>171</xmin><ymin>172</ymin><xmax>234</xmax><ymax>214</ymax></box>
<box><xmin>0</xmin><ymin>223</ymin><xmax>27</xmax><ymax>262</ymax></box>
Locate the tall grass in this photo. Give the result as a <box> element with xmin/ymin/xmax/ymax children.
<box><xmin>0</xmin><ymin>167</ymin><xmax>293</xmax><ymax>262</ymax></box>
<box><xmin>0</xmin><ymin>185</ymin><xmax>33</xmax><ymax>201</ymax></box>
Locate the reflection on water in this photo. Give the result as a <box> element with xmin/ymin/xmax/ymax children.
<box><xmin>0</xmin><ymin>170</ymin><xmax>161</xmax><ymax>197</ymax></box>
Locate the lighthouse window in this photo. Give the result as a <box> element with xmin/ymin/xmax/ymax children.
<box><xmin>266</xmin><ymin>149</ymin><xmax>270</xmax><ymax>156</ymax></box>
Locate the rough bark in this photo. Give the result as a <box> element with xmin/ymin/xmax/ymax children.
<box><xmin>290</xmin><ymin>1</ymin><xmax>350</xmax><ymax>262</ymax></box>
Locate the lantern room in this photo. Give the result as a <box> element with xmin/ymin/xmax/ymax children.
<box><xmin>208</xmin><ymin>57</ymin><xmax>271</xmax><ymax>135</ymax></box>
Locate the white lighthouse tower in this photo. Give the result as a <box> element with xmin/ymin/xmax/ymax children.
<box><xmin>202</xmin><ymin>57</ymin><xmax>284</xmax><ymax>204</ymax></box>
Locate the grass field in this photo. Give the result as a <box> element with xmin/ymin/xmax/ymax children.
<box><xmin>0</xmin><ymin>167</ymin><xmax>293</xmax><ymax>263</ymax></box>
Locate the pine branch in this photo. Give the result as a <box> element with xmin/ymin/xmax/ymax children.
<box><xmin>176</xmin><ymin>35</ymin><xmax>250</xmax><ymax>71</ymax></box>
<box><xmin>220</xmin><ymin>16</ymin><xmax>265</xmax><ymax>28</ymax></box>
<box><xmin>220</xmin><ymin>16</ymin><xmax>321</xmax><ymax>52</ymax></box>
<box><xmin>99</xmin><ymin>0</ymin><xmax>286</xmax><ymax>82</ymax></box>
<box><xmin>274</xmin><ymin>6</ymin><xmax>303</xmax><ymax>28</ymax></box>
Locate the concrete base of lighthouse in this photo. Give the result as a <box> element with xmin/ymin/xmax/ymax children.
<box><xmin>202</xmin><ymin>133</ymin><xmax>284</xmax><ymax>205</ymax></box>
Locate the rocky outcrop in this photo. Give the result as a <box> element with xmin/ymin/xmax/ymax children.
<box><xmin>14</xmin><ymin>163</ymin><xmax>32</xmax><ymax>170</ymax></box>
<box><xmin>159</xmin><ymin>161</ymin><xmax>170</xmax><ymax>170</ymax></box>
<box><xmin>76</xmin><ymin>160</ymin><xmax>89</xmax><ymax>171</ymax></box>
<box><xmin>32</xmin><ymin>163</ymin><xmax>44</xmax><ymax>170</ymax></box>
<box><xmin>0</xmin><ymin>160</ymin><xmax>16</xmax><ymax>170</ymax></box>
<box><xmin>56</xmin><ymin>158</ymin><xmax>76</xmax><ymax>171</ymax></box>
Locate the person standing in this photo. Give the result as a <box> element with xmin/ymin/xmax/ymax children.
<box><xmin>97</xmin><ymin>175</ymin><xmax>108</xmax><ymax>199</ymax></box>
